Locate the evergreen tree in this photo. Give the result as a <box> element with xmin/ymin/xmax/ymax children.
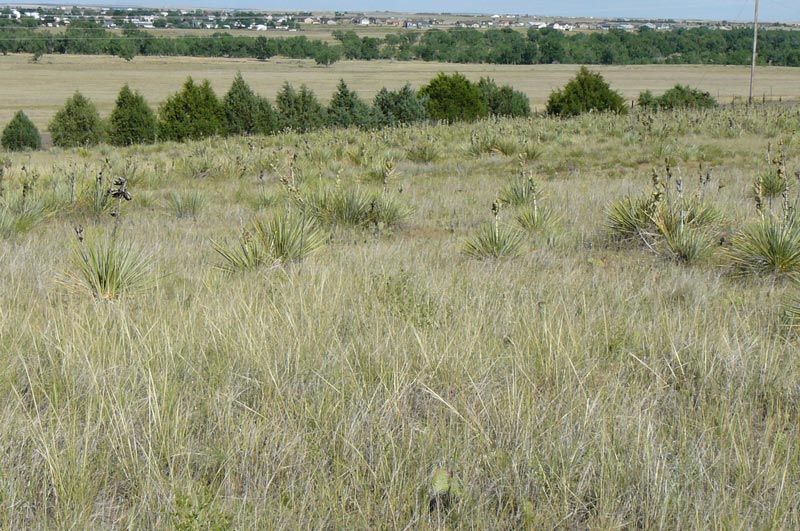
<box><xmin>253</xmin><ymin>96</ymin><xmax>279</xmax><ymax>136</ymax></box>
<box><xmin>1</xmin><ymin>110</ymin><xmax>41</xmax><ymax>151</ymax></box>
<box><xmin>418</xmin><ymin>72</ymin><xmax>487</xmax><ymax>123</ymax></box>
<box><xmin>49</xmin><ymin>92</ymin><xmax>104</xmax><ymax>148</ymax></box>
<box><xmin>275</xmin><ymin>83</ymin><xmax>326</xmax><ymax>133</ymax></box>
<box><xmin>108</xmin><ymin>84</ymin><xmax>157</xmax><ymax>146</ymax></box>
<box><xmin>373</xmin><ymin>84</ymin><xmax>429</xmax><ymax>127</ymax></box>
<box><xmin>158</xmin><ymin>77</ymin><xmax>225</xmax><ymax>142</ymax></box>
<box><xmin>477</xmin><ymin>78</ymin><xmax>531</xmax><ymax>118</ymax></box>
<box><xmin>326</xmin><ymin>79</ymin><xmax>374</xmax><ymax>129</ymax></box>
<box><xmin>223</xmin><ymin>73</ymin><xmax>262</xmax><ymax>136</ymax></box>
<box><xmin>546</xmin><ymin>66</ymin><xmax>627</xmax><ymax>117</ymax></box>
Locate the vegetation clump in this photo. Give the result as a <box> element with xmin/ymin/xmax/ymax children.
<box><xmin>108</xmin><ymin>85</ymin><xmax>157</xmax><ymax>146</ymax></box>
<box><xmin>158</xmin><ymin>77</ymin><xmax>225</xmax><ymax>142</ymax></box>
<box><xmin>276</xmin><ymin>83</ymin><xmax>327</xmax><ymax>133</ymax></box>
<box><xmin>327</xmin><ymin>79</ymin><xmax>375</xmax><ymax>129</ymax></box>
<box><xmin>222</xmin><ymin>73</ymin><xmax>278</xmax><ymax>136</ymax></box>
<box><xmin>49</xmin><ymin>92</ymin><xmax>104</xmax><ymax>147</ymax></box>
<box><xmin>373</xmin><ymin>84</ymin><xmax>429</xmax><ymax>127</ymax></box>
<box><xmin>419</xmin><ymin>72</ymin><xmax>488</xmax><ymax>123</ymax></box>
<box><xmin>1</xmin><ymin>110</ymin><xmax>41</xmax><ymax>151</ymax></box>
<box><xmin>546</xmin><ymin>66</ymin><xmax>626</xmax><ymax>117</ymax></box>
<box><xmin>477</xmin><ymin>77</ymin><xmax>531</xmax><ymax>118</ymax></box>
<box><xmin>638</xmin><ymin>84</ymin><xmax>718</xmax><ymax>111</ymax></box>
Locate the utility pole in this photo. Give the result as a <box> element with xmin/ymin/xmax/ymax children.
<box><xmin>749</xmin><ymin>0</ymin><xmax>760</xmax><ymax>104</ymax></box>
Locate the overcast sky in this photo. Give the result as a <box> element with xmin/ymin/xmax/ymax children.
<box><xmin>118</xmin><ymin>1</ymin><xmax>794</xmax><ymax>23</ymax></box>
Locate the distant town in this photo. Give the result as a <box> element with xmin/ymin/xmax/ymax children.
<box><xmin>1</xmin><ymin>4</ymin><xmax>798</xmax><ymax>33</ymax></box>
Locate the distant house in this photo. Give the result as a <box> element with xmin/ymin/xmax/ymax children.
<box><xmin>360</xmin><ymin>17</ymin><xmax>370</xmax><ymax>25</ymax></box>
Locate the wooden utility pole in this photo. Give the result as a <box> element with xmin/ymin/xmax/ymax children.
<box><xmin>749</xmin><ymin>0</ymin><xmax>760</xmax><ymax>104</ymax></box>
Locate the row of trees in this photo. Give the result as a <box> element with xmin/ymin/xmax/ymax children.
<box><xmin>2</xmin><ymin>24</ymin><xmax>799</xmax><ymax>66</ymax></box>
<box><xmin>1</xmin><ymin>73</ymin><xmax>531</xmax><ymax>150</ymax></box>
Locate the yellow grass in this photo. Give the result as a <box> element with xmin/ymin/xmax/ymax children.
<box><xmin>1</xmin><ymin>53</ymin><xmax>799</xmax><ymax>128</ymax></box>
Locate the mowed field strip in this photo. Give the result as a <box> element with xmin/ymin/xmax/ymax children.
<box><xmin>2</xmin><ymin>54</ymin><xmax>799</xmax><ymax>128</ymax></box>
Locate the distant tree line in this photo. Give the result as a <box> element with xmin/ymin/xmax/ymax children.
<box><xmin>1</xmin><ymin>72</ymin><xmax>531</xmax><ymax>150</ymax></box>
<box><xmin>1</xmin><ymin>23</ymin><xmax>799</xmax><ymax>66</ymax></box>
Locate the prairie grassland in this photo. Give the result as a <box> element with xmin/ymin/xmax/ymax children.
<box><xmin>1</xmin><ymin>105</ymin><xmax>800</xmax><ymax>527</ymax></box>
<box><xmin>1</xmin><ymin>53</ymin><xmax>799</xmax><ymax>128</ymax></box>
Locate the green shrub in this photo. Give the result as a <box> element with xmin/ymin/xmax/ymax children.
<box><xmin>49</xmin><ymin>92</ymin><xmax>104</xmax><ymax>148</ymax></box>
<box><xmin>276</xmin><ymin>83</ymin><xmax>326</xmax><ymax>133</ymax></box>
<box><xmin>158</xmin><ymin>77</ymin><xmax>225</xmax><ymax>142</ymax></box>
<box><xmin>418</xmin><ymin>72</ymin><xmax>487</xmax><ymax>123</ymax></box>
<box><xmin>638</xmin><ymin>84</ymin><xmax>717</xmax><ymax>111</ymax></box>
<box><xmin>223</xmin><ymin>73</ymin><xmax>278</xmax><ymax>136</ymax></box>
<box><xmin>1</xmin><ymin>110</ymin><xmax>41</xmax><ymax>151</ymax></box>
<box><xmin>477</xmin><ymin>77</ymin><xmax>531</xmax><ymax>118</ymax></box>
<box><xmin>373</xmin><ymin>84</ymin><xmax>429</xmax><ymax>127</ymax></box>
<box><xmin>546</xmin><ymin>66</ymin><xmax>627</xmax><ymax>117</ymax></box>
<box><xmin>327</xmin><ymin>79</ymin><xmax>375</xmax><ymax>129</ymax></box>
<box><xmin>108</xmin><ymin>85</ymin><xmax>157</xmax><ymax>146</ymax></box>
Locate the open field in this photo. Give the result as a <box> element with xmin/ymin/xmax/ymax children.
<box><xmin>1</xmin><ymin>105</ymin><xmax>800</xmax><ymax>526</ymax></box>
<box><xmin>1</xmin><ymin>53</ymin><xmax>799</xmax><ymax>128</ymax></box>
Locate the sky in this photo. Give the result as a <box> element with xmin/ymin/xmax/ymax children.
<box><xmin>120</xmin><ymin>1</ymin><xmax>795</xmax><ymax>23</ymax></box>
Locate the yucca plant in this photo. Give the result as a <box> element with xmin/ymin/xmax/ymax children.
<box><xmin>0</xmin><ymin>198</ymin><xmax>48</xmax><ymax>237</ymax></box>
<box><xmin>297</xmin><ymin>186</ymin><xmax>411</xmax><ymax>229</ymax></box>
<box><xmin>213</xmin><ymin>231</ymin><xmax>267</xmax><ymax>273</ymax></box>
<box><xmin>406</xmin><ymin>142</ymin><xmax>440</xmax><ymax>164</ymax></box>
<box><xmin>500</xmin><ymin>173</ymin><xmax>542</xmax><ymax>207</ymax></box>
<box><xmin>253</xmin><ymin>212</ymin><xmax>326</xmax><ymax>263</ymax></box>
<box><xmin>168</xmin><ymin>190</ymin><xmax>205</xmax><ymax>219</ymax></box>
<box><xmin>606</xmin><ymin>195</ymin><xmax>654</xmax><ymax>242</ymax></box>
<box><xmin>781</xmin><ymin>295</ymin><xmax>800</xmax><ymax>332</ymax></box>
<box><xmin>514</xmin><ymin>204</ymin><xmax>556</xmax><ymax>234</ymax></box>
<box><xmin>464</xmin><ymin>200</ymin><xmax>524</xmax><ymax>259</ymax></box>
<box><xmin>655</xmin><ymin>219</ymin><xmax>714</xmax><ymax>264</ymax></box>
<box><xmin>69</xmin><ymin>229</ymin><xmax>153</xmax><ymax>299</ymax></box>
<box><xmin>724</xmin><ymin>218</ymin><xmax>800</xmax><ymax>281</ymax></box>
<box><xmin>215</xmin><ymin>211</ymin><xmax>326</xmax><ymax>272</ymax></box>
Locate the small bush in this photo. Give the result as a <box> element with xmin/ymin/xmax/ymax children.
<box><xmin>546</xmin><ymin>66</ymin><xmax>627</xmax><ymax>117</ymax></box>
<box><xmin>478</xmin><ymin>77</ymin><xmax>531</xmax><ymax>118</ymax></box>
<box><xmin>373</xmin><ymin>84</ymin><xmax>429</xmax><ymax>127</ymax></box>
<box><xmin>108</xmin><ymin>85</ymin><xmax>157</xmax><ymax>146</ymax></box>
<box><xmin>1</xmin><ymin>110</ymin><xmax>41</xmax><ymax>151</ymax></box>
<box><xmin>418</xmin><ymin>72</ymin><xmax>487</xmax><ymax>123</ymax></box>
<box><xmin>158</xmin><ymin>78</ymin><xmax>225</xmax><ymax>142</ymax></box>
<box><xmin>638</xmin><ymin>85</ymin><xmax>717</xmax><ymax>111</ymax></box>
<box><xmin>49</xmin><ymin>92</ymin><xmax>104</xmax><ymax>148</ymax></box>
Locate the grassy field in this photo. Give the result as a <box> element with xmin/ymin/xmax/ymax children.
<box><xmin>1</xmin><ymin>53</ymin><xmax>799</xmax><ymax>128</ymax></box>
<box><xmin>1</xmin><ymin>104</ymin><xmax>800</xmax><ymax>527</ymax></box>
